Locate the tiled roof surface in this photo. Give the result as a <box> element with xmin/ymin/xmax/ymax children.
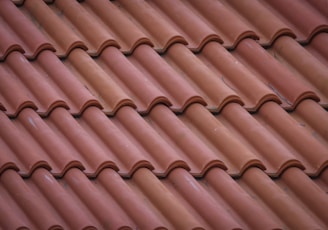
<box><xmin>1</xmin><ymin>0</ymin><xmax>328</xmax><ymax>229</ymax></box>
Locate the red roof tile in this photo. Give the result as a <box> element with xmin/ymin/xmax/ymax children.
<box><xmin>1</xmin><ymin>167</ymin><xmax>328</xmax><ymax>229</ymax></box>
<box><xmin>0</xmin><ymin>50</ymin><xmax>100</xmax><ymax>117</ymax></box>
<box><xmin>1</xmin><ymin>0</ymin><xmax>328</xmax><ymax>229</ymax></box>
<box><xmin>0</xmin><ymin>0</ymin><xmax>55</xmax><ymax>60</ymax></box>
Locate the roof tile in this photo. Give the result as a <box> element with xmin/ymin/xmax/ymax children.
<box><xmin>164</xmin><ymin>43</ymin><xmax>243</xmax><ymax>112</ymax></box>
<box><xmin>0</xmin><ymin>109</ymin><xmax>51</xmax><ymax>176</ymax></box>
<box><xmin>0</xmin><ymin>50</ymin><xmax>100</xmax><ymax>117</ymax></box>
<box><xmin>2</xmin><ymin>0</ymin><xmax>328</xmax><ymax>229</ymax></box>
<box><xmin>0</xmin><ymin>169</ymin><xmax>62</xmax><ymax>230</ymax></box>
<box><xmin>112</xmin><ymin>0</ymin><xmax>188</xmax><ymax>52</ymax></box>
<box><xmin>263</xmin><ymin>0</ymin><xmax>328</xmax><ymax>43</ymax></box>
<box><xmin>3</xmin><ymin>99</ymin><xmax>327</xmax><ymax>178</ymax></box>
<box><xmin>256</xmin><ymin>101</ymin><xmax>328</xmax><ymax>176</ymax></box>
<box><xmin>22</xmin><ymin>0</ymin><xmax>87</xmax><ymax>58</ymax></box>
<box><xmin>220</xmin><ymin>102</ymin><xmax>304</xmax><ymax>176</ymax></box>
<box><xmin>2</xmin><ymin>166</ymin><xmax>328</xmax><ymax>230</ymax></box>
<box><xmin>65</xmin><ymin>48</ymin><xmax>135</xmax><ymax>115</ymax></box>
<box><xmin>82</xmin><ymin>106</ymin><xmax>186</xmax><ymax>177</ymax></box>
<box><xmin>270</xmin><ymin>35</ymin><xmax>328</xmax><ymax>107</ymax></box>
<box><xmin>90</xmin><ymin>46</ymin><xmax>172</xmax><ymax>114</ymax></box>
<box><xmin>221</xmin><ymin>0</ymin><xmax>295</xmax><ymax>46</ymax></box>
<box><xmin>293</xmin><ymin>99</ymin><xmax>328</xmax><ymax>143</ymax></box>
<box><xmin>0</xmin><ymin>0</ymin><xmax>54</xmax><ymax>60</ymax></box>
<box><xmin>239</xmin><ymin>167</ymin><xmax>328</xmax><ymax>229</ymax></box>
<box><xmin>186</xmin><ymin>0</ymin><xmax>259</xmax><ymax>48</ymax></box>
<box><xmin>198</xmin><ymin>41</ymin><xmax>281</xmax><ymax>111</ymax></box>
<box><xmin>181</xmin><ymin>103</ymin><xmax>265</xmax><ymax>176</ymax></box>
<box><xmin>51</xmin><ymin>0</ymin><xmax>121</xmax><ymax>56</ymax></box>
<box><xmin>146</xmin><ymin>104</ymin><xmax>227</xmax><ymax>176</ymax></box>
<box><xmin>232</xmin><ymin>38</ymin><xmax>320</xmax><ymax>110</ymax></box>
<box><xmin>146</xmin><ymin>0</ymin><xmax>224</xmax><ymax>51</ymax></box>
<box><xmin>305</xmin><ymin>32</ymin><xmax>328</xmax><ymax>66</ymax></box>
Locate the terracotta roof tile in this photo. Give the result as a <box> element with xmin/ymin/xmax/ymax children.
<box><xmin>1</xmin><ymin>167</ymin><xmax>328</xmax><ymax>229</ymax></box>
<box><xmin>305</xmin><ymin>32</ymin><xmax>328</xmax><ymax>69</ymax></box>
<box><xmin>220</xmin><ymin>0</ymin><xmax>295</xmax><ymax>46</ymax></box>
<box><xmin>2</xmin><ymin>99</ymin><xmax>327</xmax><ymax>178</ymax></box>
<box><xmin>164</xmin><ymin>43</ymin><xmax>243</xmax><ymax>112</ymax></box>
<box><xmin>238</xmin><ymin>167</ymin><xmax>328</xmax><ymax>229</ymax></box>
<box><xmin>21</xmin><ymin>0</ymin><xmax>88</xmax><ymax>58</ymax></box>
<box><xmin>255</xmin><ymin>100</ymin><xmax>328</xmax><ymax>176</ymax></box>
<box><xmin>64</xmin><ymin>48</ymin><xmax>136</xmax><ymax>115</ymax></box>
<box><xmin>197</xmin><ymin>41</ymin><xmax>281</xmax><ymax>111</ymax></box>
<box><xmin>0</xmin><ymin>0</ymin><xmax>54</xmax><ymax>60</ymax></box>
<box><xmin>178</xmin><ymin>103</ymin><xmax>265</xmax><ymax>176</ymax></box>
<box><xmin>232</xmin><ymin>38</ymin><xmax>320</xmax><ymax>110</ymax></box>
<box><xmin>110</xmin><ymin>0</ymin><xmax>188</xmax><ymax>53</ymax></box>
<box><xmin>11</xmin><ymin>0</ymin><xmax>328</xmax><ymax>57</ymax></box>
<box><xmin>270</xmin><ymin>35</ymin><xmax>328</xmax><ymax>107</ymax></box>
<box><xmin>2</xmin><ymin>0</ymin><xmax>328</xmax><ymax>229</ymax></box>
<box><xmin>262</xmin><ymin>0</ymin><xmax>328</xmax><ymax>43</ymax></box>
<box><xmin>0</xmin><ymin>50</ymin><xmax>100</xmax><ymax>117</ymax></box>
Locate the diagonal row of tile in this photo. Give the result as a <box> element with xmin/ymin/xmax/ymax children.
<box><xmin>1</xmin><ymin>33</ymin><xmax>328</xmax><ymax>117</ymax></box>
<box><xmin>1</xmin><ymin>99</ymin><xmax>328</xmax><ymax>178</ymax></box>
<box><xmin>1</xmin><ymin>1</ymin><xmax>328</xmax><ymax>229</ymax></box>
<box><xmin>1</xmin><ymin>166</ymin><xmax>328</xmax><ymax>230</ymax></box>
<box><xmin>1</xmin><ymin>0</ymin><xmax>328</xmax><ymax>59</ymax></box>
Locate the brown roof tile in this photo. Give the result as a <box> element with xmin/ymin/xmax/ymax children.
<box><xmin>0</xmin><ymin>50</ymin><xmax>100</xmax><ymax>117</ymax></box>
<box><xmin>232</xmin><ymin>38</ymin><xmax>320</xmax><ymax>110</ymax></box>
<box><xmin>1</xmin><ymin>0</ymin><xmax>328</xmax><ymax>229</ymax></box>
<box><xmin>22</xmin><ymin>0</ymin><xmax>87</xmax><ymax>57</ymax></box>
<box><xmin>0</xmin><ymin>0</ymin><xmax>54</xmax><ymax>60</ymax></box>
<box><xmin>197</xmin><ymin>41</ymin><xmax>281</xmax><ymax>111</ymax></box>
<box><xmin>263</xmin><ymin>0</ymin><xmax>328</xmax><ymax>43</ymax></box>
<box><xmin>255</xmin><ymin>100</ymin><xmax>328</xmax><ymax>176</ymax></box>
<box><xmin>239</xmin><ymin>167</ymin><xmax>328</xmax><ymax>229</ymax></box>
<box><xmin>1</xmin><ymin>167</ymin><xmax>328</xmax><ymax>229</ymax></box>
<box><xmin>220</xmin><ymin>0</ymin><xmax>295</xmax><ymax>46</ymax></box>
<box><xmin>65</xmin><ymin>48</ymin><xmax>136</xmax><ymax>115</ymax></box>
<box><xmin>270</xmin><ymin>35</ymin><xmax>328</xmax><ymax>107</ymax></box>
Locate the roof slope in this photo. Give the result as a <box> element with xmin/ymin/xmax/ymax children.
<box><xmin>1</xmin><ymin>0</ymin><xmax>328</xmax><ymax>229</ymax></box>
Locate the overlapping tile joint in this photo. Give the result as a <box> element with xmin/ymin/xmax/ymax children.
<box><xmin>1</xmin><ymin>0</ymin><xmax>328</xmax><ymax>229</ymax></box>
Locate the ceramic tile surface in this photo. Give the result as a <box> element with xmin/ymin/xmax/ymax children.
<box><xmin>1</xmin><ymin>0</ymin><xmax>328</xmax><ymax>229</ymax></box>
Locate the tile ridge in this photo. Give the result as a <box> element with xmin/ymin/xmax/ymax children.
<box><xmin>122</xmin><ymin>37</ymin><xmax>154</xmax><ymax>55</ymax></box>
<box><xmin>0</xmin><ymin>44</ymin><xmax>24</xmax><ymax>62</ymax></box>
<box><xmin>169</xmin><ymin>96</ymin><xmax>207</xmax><ymax>114</ymax></box>
<box><xmin>118</xmin><ymin>161</ymin><xmax>154</xmax><ymax>179</ymax></box>
<box><xmin>225</xmin><ymin>30</ymin><xmax>260</xmax><ymax>49</ymax></box>
<box><xmin>65</xmin><ymin>48</ymin><xmax>137</xmax><ymax>115</ymax></box>
<box><xmin>137</xmin><ymin>97</ymin><xmax>172</xmax><ymax>116</ymax></box>
<box><xmin>190</xmin><ymin>160</ymin><xmax>228</xmax><ymax>178</ymax></box>
<box><xmin>152</xmin><ymin>161</ymin><xmax>190</xmax><ymax>179</ymax></box>
<box><xmin>154</xmin><ymin>36</ymin><xmax>188</xmax><ymax>54</ymax></box>
<box><xmin>188</xmin><ymin>34</ymin><xmax>223</xmax><ymax>53</ymax></box>
<box><xmin>0</xmin><ymin>163</ymin><xmax>19</xmax><ymax>177</ymax></box>
<box><xmin>237</xmin><ymin>159</ymin><xmax>266</xmax><ymax>178</ymax></box>
<box><xmin>270</xmin><ymin>159</ymin><xmax>306</xmax><ymax>178</ymax></box>
<box><xmin>19</xmin><ymin>163</ymin><xmax>52</xmax><ymax>178</ymax></box>
<box><xmin>0</xmin><ymin>1</ymin><xmax>56</xmax><ymax>60</ymax></box>
<box><xmin>291</xmin><ymin>92</ymin><xmax>320</xmax><ymax>111</ymax></box>
<box><xmin>246</xmin><ymin>94</ymin><xmax>282</xmax><ymax>113</ymax></box>
<box><xmin>6</xmin><ymin>101</ymin><xmax>38</xmax><ymax>119</ymax></box>
<box><xmin>263</xmin><ymin>29</ymin><xmax>296</xmax><ymax>48</ymax></box>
